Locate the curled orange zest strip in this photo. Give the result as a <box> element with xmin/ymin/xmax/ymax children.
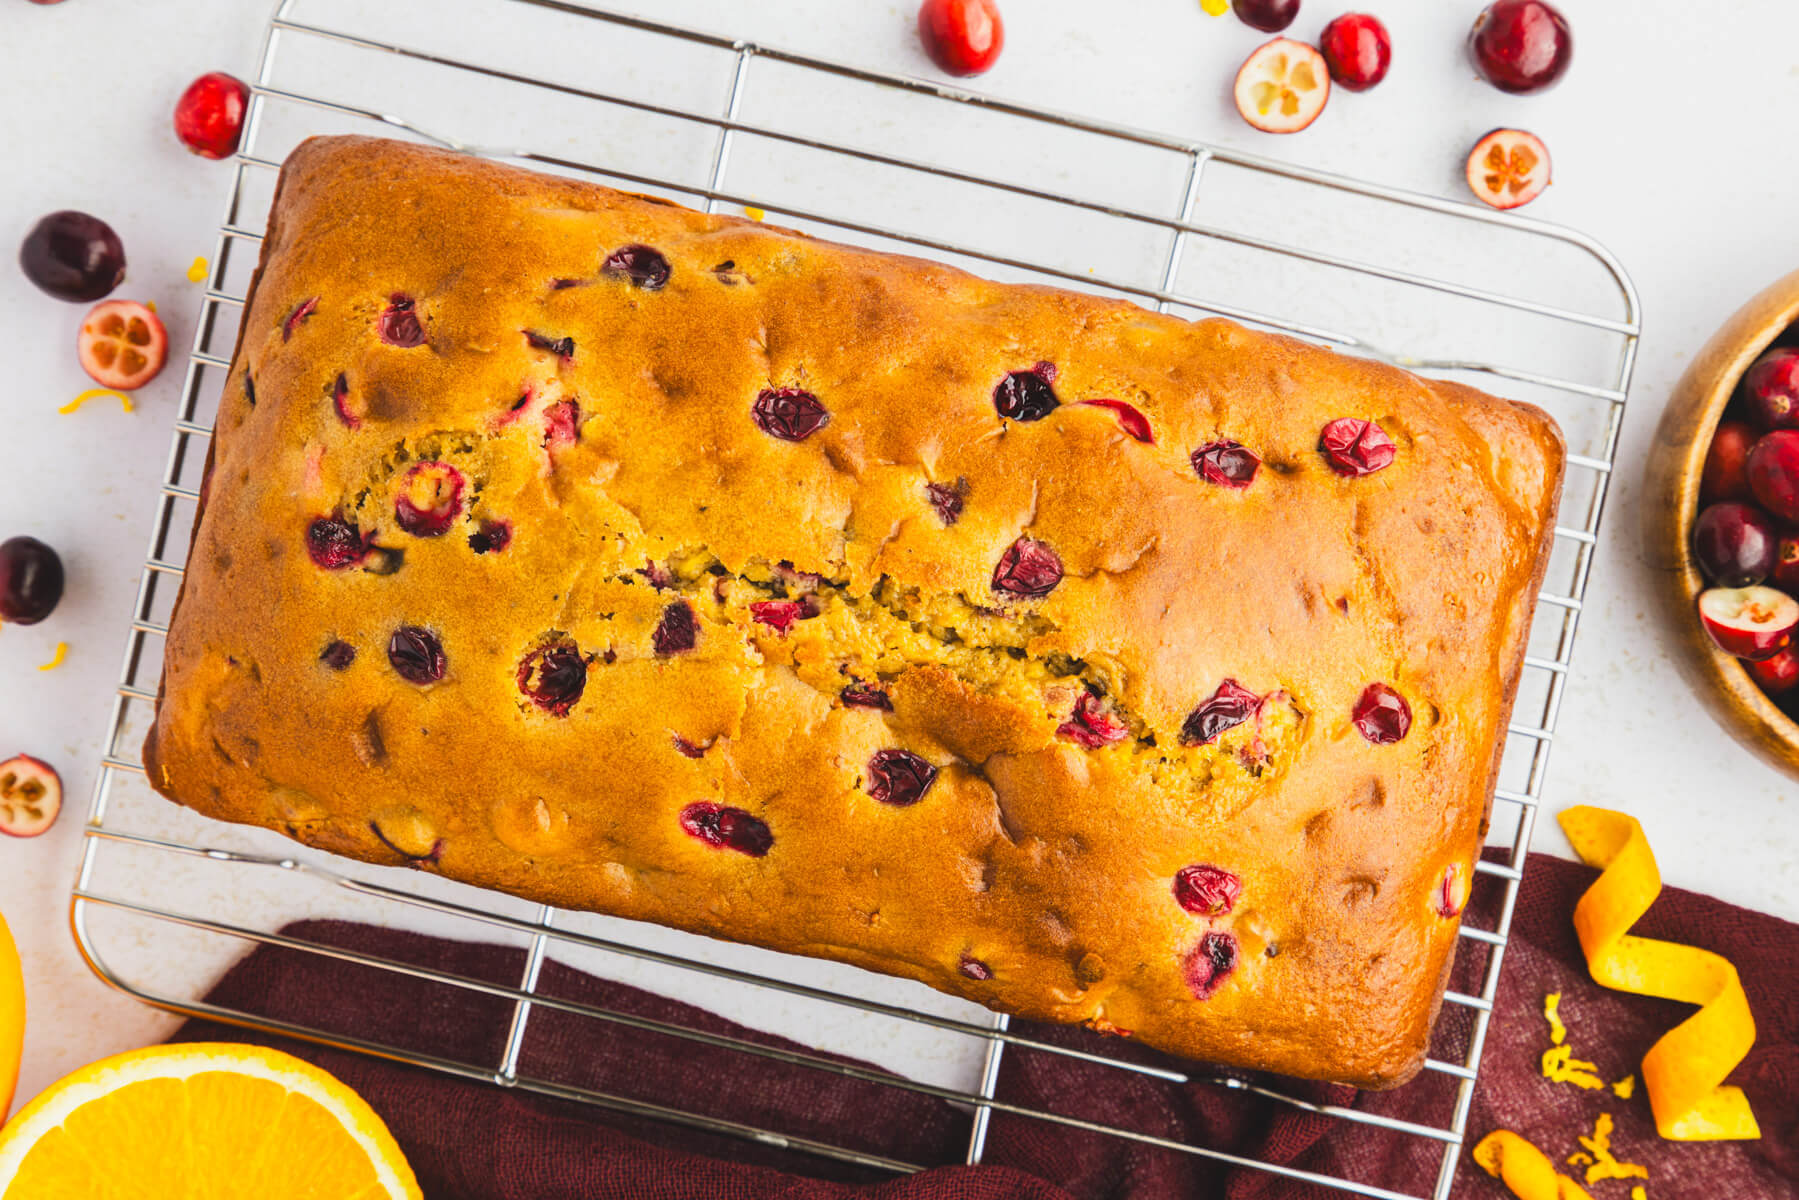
<box><xmin>37</xmin><ymin>641</ymin><xmax>68</xmax><ymax>671</ymax></box>
<box><xmin>1558</xmin><ymin>806</ymin><xmax>1761</xmax><ymax>1141</ymax></box>
<box><xmin>59</xmin><ymin>389</ymin><xmax>135</xmax><ymax>415</ymax></box>
<box><xmin>1473</xmin><ymin>1131</ymin><xmax>1594</xmax><ymax>1200</ymax></box>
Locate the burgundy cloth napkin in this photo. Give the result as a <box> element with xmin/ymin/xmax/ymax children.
<box><xmin>172</xmin><ymin>853</ymin><xmax>1798</xmax><ymax>1199</ymax></box>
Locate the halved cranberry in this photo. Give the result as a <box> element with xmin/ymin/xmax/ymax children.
<box><xmin>544</xmin><ymin>400</ymin><xmax>580</xmax><ymax>451</ymax></box>
<box><xmin>332</xmin><ymin>373</ymin><xmax>362</xmax><ymax>429</ymax></box>
<box><xmin>1180</xmin><ymin>679</ymin><xmax>1260</xmax><ymax>746</ymax></box>
<box><xmin>394</xmin><ymin>461</ymin><xmax>466</xmax><ymax>537</ymax></box>
<box><xmin>672</xmin><ymin>734</ymin><xmax>707</xmax><ymax>758</ymax></box>
<box><xmin>866</xmin><ymin>748</ymin><xmax>938</xmax><ymax>806</ymax></box>
<box><xmin>752</xmin><ymin>387</ymin><xmax>829</xmax><ymax>442</ymax></box>
<box><xmin>1183</xmin><ymin>931</ymin><xmax>1240</xmax><ymax>1000</ymax></box>
<box><xmin>652</xmin><ymin>600</ymin><xmax>698</xmax><ymax>655</ymax></box>
<box><xmin>468</xmin><ymin>520</ymin><xmax>512</xmax><ymax>555</ymax></box>
<box><xmin>0</xmin><ymin>754</ymin><xmax>62</xmax><ymax>839</ymax></box>
<box><xmin>991</xmin><ymin>536</ymin><xmax>1063</xmax><ymax>599</ymax></box>
<box><xmin>523</xmin><ymin>330</ymin><xmax>575</xmax><ymax>360</ymax></box>
<box><xmin>387</xmin><ymin>626</ymin><xmax>446</xmax><ymax>684</ymax></box>
<box><xmin>1057</xmin><ymin>692</ymin><xmax>1130</xmax><ymax>748</ymax></box>
<box><xmin>1078</xmin><ymin>398</ymin><xmax>1153</xmax><ymax>444</ymax></box>
<box><xmin>77</xmin><ymin>299</ymin><xmax>168</xmax><ymax>391</ymax></box>
<box><xmin>840</xmin><ymin>680</ymin><xmax>893</xmax><ymax>710</ymax></box>
<box><xmin>377</xmin><ymin>295</ymin><xmax>426</xmax><ymax>348</ymax></box>
<box><xmin>518</xmin><ymin>641</ymin><xmax>587</xmax><ymax>715</ymax></box>
<box><xmin>750</xmin><ymin>598</ymin><xmax>817</xmax><ymax>634</ymax></box>
<box><xmin>1698</xmin><ymin>585</ymin><xmax>1799</xmax><ymax>660</ymax></box>
<box><xmin>306</xmin><ymin>516</ymin><xmax>368</xmax><ymax>569</ymax></box>
<box><xmin>1173</xmin><ymin>864</ymin><xmax>1242</xmax><ymax>917</ymax></box>
<box><xmin>1320</xmin><ymin>418</ymin><xmax>1395</xmax><ymax>476</ymax></box>
<box><xmin>926</xmin><ymin>479</ymin><xmax>967</xmax><ymax>525</ymax></box>
<box><xmin>1434</xmin><ymin>862</ymin><xmax>1469</xmax><ymax>918</ymax></box>
<box><xmin>679</xmin><ymin>801</ymin><xmax>773</xmax><ymax>857</ymax></box>
<box><xmin>1191</xmin><ymin>440</ymin><xmax>1261</xmax><ymax>488</ymax></box>
<box><xmin>1233</xmin><ymin>37</ymin><xmax>1330</xmax><ymax>134</ymax></box>
<box><xmin>320</xmin><ymin>640</ymin><xmax>356</xmax><ymax>670</ymax></box>
<box><xmin>958</xmin><ymin>955</ymin><xmax>993</xmax><ymax>981</ymax></box>
<box><xmin>1353</xmin><ymin>682</ymin><xmax>1411</xmax><ymax>744</ymax></box>
<box><xmin>993</xmin><ymin>367</ymin><xmax>1059</xmax><ymax>422</ymax></box>
<box><xmin>1465</xmin><ymin>128</ymin><xmax>1553</xmax><ymax>211</ymax></box>
<box><xmin>603</xmin><ymin>244</ymin><xmax>672</xmax><ymax>290</ymax></box>
<box><xmin>283</xmin><ymin>296</ymin><xmax>318</xmax><ymax>341</ymax></box>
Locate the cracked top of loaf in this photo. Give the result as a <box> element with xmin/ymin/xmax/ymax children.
<box><xmin>146</xmin><ymin>135</ymin><xmax>1564</xmax><ymax>1089</ymax></box>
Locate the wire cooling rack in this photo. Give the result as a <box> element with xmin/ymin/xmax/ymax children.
<box><xmin>70</xmin><ymin>2</ymin><xmax>1639</xmax><ymax>1196</ymax></box>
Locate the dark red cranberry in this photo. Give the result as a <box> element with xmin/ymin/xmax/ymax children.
<box><xmin>1692</xmin><ymin>502</ymin><xmax>1777</xmax><ymax>587</ymax></box>
<box><xmin>394</xmin><ymin>462</ymin><xmax>467</xmax><ymax>538</ymax></box>
<box><xmin>1183</xmin><ymin>931</ymin><xmax>1240</xmax><ymax>1000</ymax></box>
<box><xmin>305</xmin><ymin>516</ymin><xmax>368</xmax><ymax>569</ymax></box>
<box><xmin>332</xmin><ymin>373</ymin><xmax>361</xmax><ymax>429</ymax></box>
<box><xmin>387</xmin><ymin>626</ymin><xmax>446</xmax><ymax>684</ymax></box>
<box><xmin>518</xmin><ymin>641</ymin><xmax>587</xmax><ymax>715</ymax></box>
<box><xmin>1353</xmin><ymin>683</ymin><xmax>1411</xmax><ymax>744</ymax></box>
<box><xmin>602</xmin><ymin>244</ymin><xmax>671</xmax><ymax>290</ymax></box>
<box><xmin>243</xmin><ymin>372</ymin><xmax>256</xmax><ymax>408</ymax></box>
<box><xmin>652</xmin><ymin>600</ymin><xmax>698</xmax><ymax>655</ymax></box>
<box><xmin>926</xmin><ymin>479</ymin><xmax>967</xmax><ymax>525</ymax></box>
<box><xmin>283</xmin><ymin>296</ymin><xmax>318</xmax><ymax>341</ymax></box>
<box><xmin>1319</xmin><ymin>13</ymin><xmax>1391</xmax><ymax>91</ymax></box>
<box><xmin>1057</xmin><ymin>692</ymin><xmax>1130</xmax><ymax>748</ymax></box>
<box><xmin>468</xmin><ymin>520</ymin><xmax>512</xmax><ymax>555</ymax></box>
<box><xmin>679</xmin><ymin>802</ymin><xmax>773</xmax><ymax>857</ymax></box>
<box><xmin>523</xmin><ymin>330</ymin><xmax>575</xmax><ymax>360</ymax></box>
<box><xmin>1191</xmin><ymin>440</ymin><xmax>1261</xmax><ymax>488</ymax></box>
<box><xmin>958</xmin><ymin>955</ymin><xmax>993</xmax><ymax>981</ymax></box>
<box><xmin>377</xmin><ymin>295</ymin><xmax>426</xmax><ymax>348</ymax></box>
<box><xmin>1701</xmin><ymin>420</ymin><xmax>1757</xmax><ymax>504</ymax></box>
<box><xmin>991</xmin><ymin>536</ymin><xmax>1063</xmax><ymax>599</ymax></box>
<box><xmin>1743</xmin><ymin>348</ymin><xmax>1799</xmax><ymax>431</ymax></box>
<box><xmin>18</xmin><ymin>211</ymin><xmax>125</xmax><ymax>302</ymax></box>
<box><xmin>752</xmin><ymin>387</ymin><xmax>829</xmax><ymax>442</ymax></box>
<box><xmin>1320</xmin><ymin>418</ymin><xmax>1396</xmax><ymax>476</ymax></box>
<box><xmin>1748</xmin><ymin>430</ymin><xmax>1799</xmax><ymax>523</ymax></box>
<box><xmin>1469</xmin><ymin>0</ymin><xmax>1572</xmax><ymax>94</ymax></box>
<box><xmin>550</xmin><ymin>277</ymin><xmax>584</xmax><ymax>290</ymax></box>
<box><xmin>638</xmin><ymin>560</ymin><xmax>675</xmax><ymax>590</ymax></box>
<box><xmin>1749</xmin><ymin>647</ymin><xmax>1799</xmax><ymax>696</ymax></box>
<box><xmin>1173</xmin><ymin>864</ymin><xmax>1242</xmax><ymax>917</ymax></box>
<box><xmin>1230</xmin><ymin>0</ymin><xmax>1298</xmax><ymax>33</ymax></box>
<box><xmin>319</xmin><ymin>640</ymin><xmax>356</xmax><ymax>670</ymax></box>
<box><xmin>672</xmin><ymin>735</ymin><xmax>707</xmax><ymax>759</ymax></box>
<box><xmin>917</xmin><ymin>0</ymin><xmax>1004</xmax><ymax>77</ymax></box>
<box><xmin>750</xmin><ymin>598</ymin><xmax>816</xmax><ymax>634</ymax></box>
<box><xmin>1078</xmin><ymin>399</ymin><xmax>1153</xmax><ymax>444</ymax></box>
<box><xmin>0</xmin><ymin>536</ymin><xmax>64</xmax><ymax>625</ymax></box>
<box><xmin>173</xmin><ymin>72</ymin><xmax>250</xmax><ymax>159</ymax></box>
<box><xmin>840</xmin><ymin>680</ymin><xmax>893</xmax><ymax>710</ymax></box>
<box><xmin>993</xmin><ymin>367</ymin><xmax>1058</xmax><ymax>422</ymax></box>
<box><xmin>1180</xmin><ymin>679</ymin><xmax>1260</xmax><ymax>746</ymax></box>
<box><xmin>866</xmin><ymin>748</ymin><xmax>938</xmax><ymax>806</ymax></box>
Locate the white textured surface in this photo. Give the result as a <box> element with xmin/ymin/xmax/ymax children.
<box><xmin>1</xmin><ymin>0</ymin><xmax>1795</xmax><ymax>1133</ymax></box>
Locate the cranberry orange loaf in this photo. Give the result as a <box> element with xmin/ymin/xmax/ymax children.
<box><xmin>147</xmin><ymin>135</ymin><xmax>1563</xmax><ymax>1089</ymax></box>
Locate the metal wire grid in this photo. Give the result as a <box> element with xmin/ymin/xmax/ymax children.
<box><xmin>66</xmin><ymin>2</ymin><xmax>1640</xmax><ymax>1197</ymax></box>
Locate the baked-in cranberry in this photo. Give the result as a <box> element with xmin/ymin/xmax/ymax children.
<box><xmin>1320</xmin><ymin>418</ymin><xmax>1396</xmax><ymax>476</ymax></box>
<box><xmin>602</xmin><ymin>244</ymin><xmax>672</xmax><ymax>290</ymax></box>
<box><xmin>387</xmin><ymin>626</ymin><xmax>446</xmax><ymax>684</ymax></box>
<box><xmin>377</xmin><ymin>295</ymin><xmax>426</xmax><ymax>347</ymax></box>
<box><xmin>679</xmin><ymin>801</ymin><xmax>773</xmax><ymax>857</ymax></box>
<box><xmin>1353</xmin><ymin>682</ymin><xmax>1411</xmax><ymax>744</ymax></box>
<box><xmin>523</xmin><ymin>330</ymin><xmax>575</xmax><ymax>360</ymax></box>
<box><xmin>991</xmin><ymin>536</ymin><xmax>1063</xmax><ymax>598</ymax></box>
<box><xmin>283</xmin><ymin>296</ymin><xmax>318</xmax><ymax>341</ymax></box>
<box><xmin>468</xmin><ymin>520</ymin><xmax>512</xmax><ymax>555</ymax></box>
<box><xmin>638</xmin><ymin>560</ymin><xmax>675</xmax><ymax>590</ymax></box>
<box><xmin>993</xmin><ymin>367</ymin><xmax>1058</xmax><ymax>422</ymax></box>
<box><xmin>958</xmin><ymin>956</ymin><xmax>993</xmax><ymax>981</ymax></box>
<box><xmin>840</xmin><ymin>680</ymin><xmax>893</xmax><ymax>710</ymax></box>
<box><xmin>518</xmin><ymin>641</ymin><xmax>587</xmax><ymax>715</ymax></box>
<box><xmin>1434</xmin><ymin>862</ymin><xmax>1469</xmax><ymax>918</ymax></box>
<box><xmin>394</xmin><ymin>461</ymin><xmax>466</xmax><ymax>537</ymax></box>
<box><xmin>926</xmin><ymin>479</ymin><xmax>967</xmax><ymax>525</ymax></box>
<box><xmin>332</xmin><ymin>373</ymin><xmax>362</xmax><ymax>429</ymax></box>
<box><xmin>652</xmin><ymin>600</ymin><xmax>698</xmax><ymax>655</ymax></box>
<box><xmin>1191</xmin><ymin>440</ymin><xmax>1261</xmax><ymax>488</ymax></box>
<box><xmin>1078</xmin><ymin>398</ymin><xmax>1154</xmax><ymax>444</ymax></box>
<box><xmin>320</xmin><ymin>640</ymin><xmax>356</xmax><ymax>670</ymax></box>
<box><xmin>752</xmin><ymin>387</ymin><xmax>829</xmax><ymax>442</ymax></box>
<box><xmin>672</xmin><ymin>734</ymin><xmax>707</xmax><ymax>758</ymax></box>
<box><xmin>544</xmin><ymin>400</ymin><xmax>580</xmax><ymax>450</ymax></box>
<box><xmin>866</xmin><ymin>748</ymin><xmax>938</xmax><ymax>806</ymax></box>
<box><xmin>1183</xmin><ymin>931</ymin><xmax>1240</xmax><ymax>1000</ymax></box>
<box><xmin>1057</xmin><ymin>691</ymin><xmax>1130</xmax><ymax>748</ymax></box>
<box><xmin>306</xmin><ymin>516</ymin><xmax>368</xmax><ymax>569</ymax></box>
<box><xmin>750</xmin><ymin>598</ymin><xmax>816</xmax><ymax>634</ymax></box>
<box><xmin>1173</xmin><ymin>864</ymin><xmax>1242</xmax><ymax>916</ymax></box>
<box><xmin>1180</xmin><ymin>679</ymin><xmax>1260</xmax><ymax>746</ymax></box>
<box><xmin>243</xmin><ymin>372</ymin><xmax>256</xmax><ymax>408</ymax></box>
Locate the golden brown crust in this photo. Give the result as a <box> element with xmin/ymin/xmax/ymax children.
<box><xmin>145</xmin><ymin>136</ymin><xmax>1564</xmax><ymax>1088</ymax></box>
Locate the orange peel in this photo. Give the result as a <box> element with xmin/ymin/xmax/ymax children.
<box><xmin>1558</xmin><ymin>806</ymin><xmax>1760</xmax><ymax>1141</ymax></box>
<box><xmin>0</xmin><ymin>914</ymin><xmax>21</xmax><ymax>1118</ymax></box>
<box><xmin>1472</xmin><ymin>1130</ymin><xmax>1594</xmax><ymax>1200</ymax></box>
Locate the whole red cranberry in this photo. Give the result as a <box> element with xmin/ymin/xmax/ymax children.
<box><xmin>1319</xmin><ymin>13</ymin><xmax>1391</xmax><ymax>91</ymax></box>
<box><xmin>1747</xmin><ymin>430</ymin><xmax>1799</xmax><ymax>523</ymax></box>
<box><xmin>174</xmin><ymin>72</ymin><xmax>251</xmax><ymax>159</ymax></box>
<box><xmin>1691</xmin><ymin>502</ymin><xmax>1777</xmax><ymax>588</ymax></box>
<box><xmin>1748</xmin><ymin>647</ymin><xmax>1799</xmax><ymax>696</ymax></box>
<box><xmin>1742</xmin><ymin>348</ymin><xmax>1799</xmax><ymax>431</ymax></box>
<box><xmin>1701</xmin><ymin>420</ymin><xmax>1758</xmax><ymax>505</ymax></box>
<box><xmin>1469</xmin><ymin>0</ymin><xmax>1572</xmax><ymax>94</ymax></box>
<box><xmin>917</xmin><ymin>0</ymin><xmax>1004</xmax><ymax>77</ymax></box>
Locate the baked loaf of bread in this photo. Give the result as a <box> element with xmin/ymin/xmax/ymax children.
<box><xmin>147</xmin><ymin>135</ymin><xmax>1563</xmax><ymax>1089</ymax></box>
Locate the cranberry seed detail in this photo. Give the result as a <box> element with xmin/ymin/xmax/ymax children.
<box><xmin>752</xmin><ymin>388</ymin><xmax>829</xmax><ymax>442</ymax></box>
<box><xmin>387</xmin><ymin>626</ymin><xmax>446</xmax><ymax>684</ymax></box>
<box><xmin>1191</xmin><ymin>440</ymin><xmax>1262</xmax><ymax>488</ymax></box>
<box><xmin>1352</xmin><ymin>682</ymin><xmax>1411</xmax><ymax>744</ymax></box>
<box><xmin>679</xmin><ymin>801</ymin><xmax>773</xmax><ymax>857</ymax></box>
<box><xmin>1320</xmin><ymin>418</ymin><xmax>1397</xmax><ymax>477</ymax></box>
<box><xmin>866</xmin><ymin>748</ymin><xmax>938</xmax><ymax>807</ymax></box>
<box><xmin>652</xmin><ymin>600</ymin><xmax>698</xmax><ymax>656</ymax></box>
<box><xmin>518</xmin><ymin>640</ymin><xmax>587</xmax><ymax>716</ymax></box>
<box><xmin>1173</xmin><ymin>864</ymin><xmax>1242</xmax><ymax>917</ymax></box>
<box><xmin>1180</xmin><ymin>679</ymin><xmax>1261</xmax><ymax>747</ymax></box>
<box><xmin>992</xmin><ymin>536</ymin><xmax>1063</xmax><ymax>599</ymax></box>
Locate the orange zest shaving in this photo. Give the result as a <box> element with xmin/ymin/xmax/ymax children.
<box><xmin>743</xmin><ymin>206</ymin><xmax>766</xmax><ymax>221</ymax></box>
<box><xmin>1200</xmin><ymin>0</ymin><xmax>1229</xmax><ymax>13</ymax></box>
<box><xmin>1566</xmin><ymin>1113</ymin><xmax>1648</xmax><ymax>1185</ymax></box>
<box><xmin>1558</xmin><ymin>806</ymin><xmax>1761</xmax><ymax>1141</ymax></box>
<box><xmin>187</xmin><ymin>255</ymin><xmax>209</xmax><ymax>283</ymax></box>
<box><xmin>1632</xmin><ymin>1189</ymin><xmax>1647</xmax><ymax>1200</ymax></box>
<box><xmin>1613</xmin><ymin>1075</ymin><xmax>1636</xmax><ymax>1099</ymax></box>
<box><xmin>1472</xmin><ymin>1130</ymin><xmax>1595</xmax><ymax>1200</ymax></box>
<box><xmin>1540</xmin><ymin>992</ymin><xmax>1605</xmax><ymax>1089</ymax></box>
<box><xmin>60</xmin><ymin>389</ymin><xmax>135</xmax><ymax>415</ymax></box>
<box><xmin>37</xmin><ymin>642</ymin><xmax>68</xmax><ymax>671</ymax></box>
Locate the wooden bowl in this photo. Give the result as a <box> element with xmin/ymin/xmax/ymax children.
<box><xmin>1644</xmin><ymin>265</ymin><xmax>1799</xmax><ymax>780</ymax></box>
